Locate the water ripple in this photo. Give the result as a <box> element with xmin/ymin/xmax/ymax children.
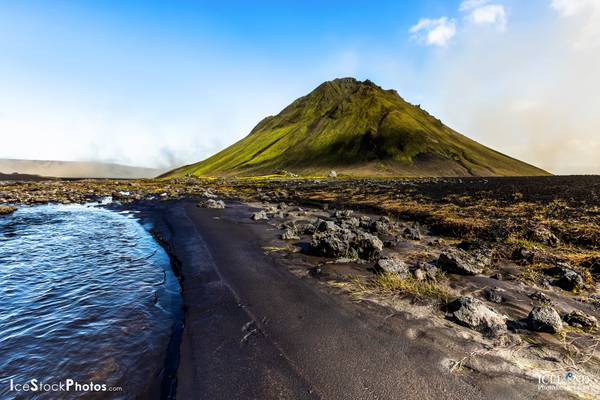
<box><xmin>0</xmin><ymin>204</ymin><xmax>180</xmax><ymax>399</ymax></box>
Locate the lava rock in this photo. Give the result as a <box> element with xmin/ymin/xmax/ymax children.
<box><xmin>563</xmin><ymin>310</ymin><xmax>598</xmax><ymax>330</ymax></box>
<box><xmin>446</xmin><ymin>296</ymin><xmax>507</xmax><ymax>338</ymax></box>
<box><xmin>310</xmin><ymin>229</ymin><xmax>353</xmax><ymax>258</ymax></box>
<box><xmin>527</xmin><ymin>306</ymin><xmax>563</xmax><ymax>333</ymax></box>
<box><xmin>369</xmin><ymin>220</ymin><xmax>389</xmax><ymax>234</ymax></box>
<box><xmin>374</xmin><ymin>257</ymin><xmax>409</xmax><ymax>276</ymax></box>
<box><xmin>484</xmin><ymin>287</ymin><xmax>504</xmax><ymax>303</ymax></box>
<box><xmin>554</xmin><ymin>268</ymin><xmax>584</xmax><ymax>292</ymax></box>
<box><xmin>281</xmin><ymin>228</ymin><xmax>300</xmax><ymax>240</ymax></box>
<box><xmin>437</xmin><ymin>249</ymin><xmax>484</xmax><ymax>275</ymax></box>
<box><xmin>512</xmin><ymin>247</ymin><xmax>535</xmax><ymax>265</ymax></box>
<box><xmin>198</xmin><ymin>199</ymin><xmax>225</xmax><ymax>209</ymax></box>
<box><xmin>527</xmin><ymin>225</ymin><xmax>559</xmax><ymax>247</ymax></box>
<box><xmin>402</xmin><ymin>226</ymin><xmax>422</xmax><ymax>241</ymax></box>
<box><xmin>317</xmin><ymin>220</ymin><xmax>340</xmax><ymax>233</ymax></box>
<box><xmin>328</xmin><ymin>170</ymin><xmax>337</xmax><ymax>178</ymax></box>
<box><xmin>529</xmin><ymin>291</ymin><xmax>553</xmax><ymax>304</ymax></box>
<box><xmin>250</xmin><ymin>210</ymin><xmax>269</xmax><ymax>221</ymax></box>
<box><xmin>300</xmin><ymin>223</ymin><xmax>317</xmax><ymax>235</ymax></box>
<box><xmin>331</xmin><ymin>210</ymin><xmax>353</xmax><ymax>219</ymax></box>
<box><xmin>352</xmin><ymin>231</ymin><xmax>384</xmax><ymax>260</ymax></box>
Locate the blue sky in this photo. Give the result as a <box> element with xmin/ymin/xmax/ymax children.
<box><xmin>1</xmin><ymin>0</ymin><xmax>599</xmax><ymax>174</ymax></box>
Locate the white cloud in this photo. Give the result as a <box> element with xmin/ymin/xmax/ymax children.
<box><xmin>460</xmin><ymin>1</ymin><xmax>507</xmax><ymax>31</ymax></box>
<box><xmin>551</xmin><ymin>0</ymin><xmax>599</xmax><ymax>16</ymax></box>
<box><xmin>409</xmin><ymin>17</ymin><xmax>457</xmax><ymax>47</ymax></box>
<box><xmin>459</xmin><ymin>0</ymin><xmax>491</xmax><ymax>11</ymax></box>
<box><xmin>550</xmin><ymin>0</ymin><xmax>600</xmax><ymax>49</ymax></box>
<box><xmin>468</xmin><ymin>5</ymin><xmax>507</xmax><ymax>30</ymax></box>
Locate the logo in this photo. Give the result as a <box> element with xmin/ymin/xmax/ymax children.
<box><xmin>537</xmin><ymin>372</ymin><xmax>594</xmax><ymax>391</ymax></box>
<box><xmin>8</xmin><ymin>379</ymin><xmax>122</xmax><ymax>394</ymax></box>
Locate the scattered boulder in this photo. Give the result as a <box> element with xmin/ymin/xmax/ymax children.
<box><xmin>300</xmin><ymin>223</ymin><xmax>317</xmax><ymax>235</ymax></box>
<box><xmin>352</xmin><ymin>231</ymin><xmax>384</xmax><ymax>260</ymax></box>
<box><xmin>197</xmin><ymin>199</ymin><xmax>225</xmax><ymax>209</ymax></box>
<box><xmin>527</xmin><ymin>306</ymin><xmax>563</xmax><ymax>333</ymax></box>
<box><xmin>437</xmin><ymin>249</ymin><xmax>484</xmax><ymax>275</ymax></box>
<box><xmin>310</xmin><ymin>229</ymin><xmax>352</xmax><ymax>258</ymax></box>
<box><xmin>0</xmin><ymin>205</ymin><xmax>17</xmax><ymax>216</ymax></box>
<box><xmin>413</xmin><ymin>268</ymin><xmax>426</xmax><ymax>281</ymax></box>
<box><xmin>511</xmin><ymin>247</ymin><xmax>535</xmax><ymax>265</ymax></box>
<box><xmin>250</xmin><ymin>210</ymin><xmax>269</xmax><ymax>221</ymax></box>
<box><xmin>281</xmin><ymin>227</ymin><xmax>300</xmax><ymax>241</ymax></box>
<box><xmin>529</xmin><ymin>291</ymin><xmax>553</xmax><ymax>304</ymax></box>
<box><xmin>374</xmin><ymin>257</ymin><xmax>409</xmax><ymax>276</ymax></box>
<box><xmin>527</xmin><ymin>225</ymin><xmax>559</xmax><ymax>247</ymax></box>
<box><xmin>200</xmin><ymin>190</ymin><xmax>217</xmax><ymax>199</ymax></box>
<box><xmin>554</xmin><ymin>268</ymin><xmax>584</xmax><ymax>292</ymax></box>
<box><xmin>446</xmin><ymin>296</ymin><xmax>506</xmax><ymax>338</ymax></box>
<box><xmin>339</xmin><ymin>217</ymin><xmax>360</xmax><ymax>230</ymax></box>
<box><xmin>369</xmin><ymin>219</ymin><xmax>389</xmax><ymax>234</ymax></box>
<box><xmin>402</xmin><ymin>226</ymin><xmax>421</xmax><ymax>241</ymax></box>
<box><xmin>309</xmin><ymin>229</ymin><xmax>382</xmax><ymax>260</ymax></box>
<box><xmin>563</xmin><ymin>310</ymin><xmax>597</xmax><ymax>330</ymax></box>
<box><xmin>328</xmin><ymin>170</ymin><xmax>337</xmax><ymax>178</ymax></box>
<box><xmin>484</xmin><ymin>287</ymin><xmax>504</xmax><ymax>303</ymax></box>
<box><xmin>331</xmin><ymin>210</ymin><xmax>353</xmax><ymax>219</ymax></box>
<box><xmin>317</xmin><ymin>220</ymin><xmax>340</xmax><ymax>233</ymax></box>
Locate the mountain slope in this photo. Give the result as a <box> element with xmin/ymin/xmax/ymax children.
<box><xmin>0</xmin><ymin>159</ymin><xmax>163</xmax><ymax>179</ymax></box>
<box><xmin>167</xmin><ymin>78</ymin><xmax>549</xmax><ymax>178</ymax></box>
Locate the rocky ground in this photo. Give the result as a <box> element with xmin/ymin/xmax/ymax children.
<box><xmin>2</xmin><ymin>175</ymin><xmax>600</xmax><ymax>398</ymax></box>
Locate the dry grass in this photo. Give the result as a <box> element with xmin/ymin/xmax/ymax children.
<box><xmin>345</xmin><ymin>272</ymin><xmax>453</xmax><ymax>303</ymax></box>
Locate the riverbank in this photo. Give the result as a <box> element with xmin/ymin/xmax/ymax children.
<box><xmin>147</xmin><ymin>196</ymin><xmax>597</xmax><ymax>399</ymax></box>
<box><xmin>4</xmin><ymin>177</ymin><xmax>600</xmax><ymax>398</ymax></box>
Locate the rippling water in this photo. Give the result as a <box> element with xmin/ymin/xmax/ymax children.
<box><xmin>0</xmin><ymin>204</ymin><xmax>181</xmax><ymax>399</ymax></box>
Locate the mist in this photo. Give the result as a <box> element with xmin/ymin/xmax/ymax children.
<box><xmin>424</xmin><ymin>0</ymin><xmax>600</xmax><ymax>175</ymax></box>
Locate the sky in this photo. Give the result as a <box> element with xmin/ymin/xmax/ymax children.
<box><xmin>0</xmin><ymin>0</ymin><xmax>598</xmax><ymax>174</ymax></box>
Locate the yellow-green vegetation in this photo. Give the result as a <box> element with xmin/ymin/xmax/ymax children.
<box><xmin>347</xmin><ymin>272</ymin><xmax>452</xmax><ymax>303</ymax></box>
<box><xmin>164</xmin><ymin>78</ymin><xmax>549</xmax><ymax>178</ymax></box>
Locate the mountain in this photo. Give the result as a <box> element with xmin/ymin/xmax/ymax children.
<box><xmin>0</xmin><ymin>159</ymin><xmax>163</xmax><ymax>179</ymax></box>
<box><xmin>166</xmin><ymin>78</ymin><xmax>549</xmax><ymax>178</ymax></box>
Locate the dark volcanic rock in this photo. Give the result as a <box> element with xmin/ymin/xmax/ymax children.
<box><xmin>527</xmin><ymin>225</ymin><xmax>559</xmax><ymax>247</ymax></box>
<box><xmin>437</xmin><ymin>249</ymin><xmax>484</xmax><ymax>275</ymax></box>
<box><xmin>446</xmin><ymin>296</ymin><xmax>506</xmax><ymax>338</ymax></box>
<box><xmin>309</xmin><ymin>228</ymin><xmax>382</xmax><ymax>260</ymax></box>
<box><xmin>281</xmin><ymin>227</ymin><xmax>300</xmax><ymax>240</ymax></box>
<box><xmin>484</xmin><ymin>287</ymin><xmax>504</xmax><ymax>303</ymax></box>
<box><xmin>563</xmin><ymin>310</ymin><xmax>598</xmax><ymax>330</ymax></box>
<box><xmin>529</xmin><ymin>291</ymin><xmax>553</xmax><ymax>305</ymax></box>
<box><xmin>374</xmin><ymin>257</ymin><xmax>409</xmax><ymax>276</ymax></box>
<box><xmin>198</xmin><ymin>199</ymin><xmax>225</xmax><ymax>209</ymax></box>
<box><xmin>402</xmin><ymin>226</ymin><xmax>422</xmax><ymax>241</ymax></box>
<box><xmin>250</xmin><ymin>210</ymin><xmax>269</xmax><ymax>220</ymax></box>
<box><xmin>352</xmin><ymin>231</ymin><xmax>384</xmax><ymax>260</ymax></box>
<box><xmin>511</xmin><ymin>247</ymin><xmax>535</xmax><ymax>265</ymax></box>
<box><xmin>310</xmin><ymin>229</ymin><xmax>353</xmax><ymax>258</ymax></box>
<box><xmin>527</xmin><ymin>306</ymin><xmax>563</xmax><ymax>333</ymax></box>
<box><xmin>554</xmin><ymin>268</ymin><xmax>584</xmax><ymax>292</ymax></box>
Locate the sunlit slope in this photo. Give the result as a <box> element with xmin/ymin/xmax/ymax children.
<box><xmin>166</xmin><ymin>78</ymin><xmax>549</xmax><ymax>178</ymax></box>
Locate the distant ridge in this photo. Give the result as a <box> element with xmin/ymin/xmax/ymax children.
<box><xmin>0</xmin><ymin>159</ymin><xmax>163</xmax><ymax>179</ymax></box>
<box><xmin>165</xmin><ymin>78</ymin><xmax>549</xmax><ymax>178</ymax></box>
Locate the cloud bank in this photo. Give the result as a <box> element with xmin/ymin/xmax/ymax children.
<box><xmin>411</xmin><ymin>0</ymin><xmax>600</xmax><ymax>174</ymax></box>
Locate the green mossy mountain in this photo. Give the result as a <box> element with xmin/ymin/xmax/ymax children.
<box><xmin>166</xmin><ymin>78</ymin><xmax>549</xmax><ymax>178</ymax></box>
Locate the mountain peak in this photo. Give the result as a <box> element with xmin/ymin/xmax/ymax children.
<box><xmin>165</xmin><ymin>78</ymin><xmax>549</xmax><ymax>178</ymax></box>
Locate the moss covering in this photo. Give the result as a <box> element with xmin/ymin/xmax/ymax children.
<box><xmin>165</xmin><ymin>78</ymin><xmax>549</xmax><ymax>178</ymax></box>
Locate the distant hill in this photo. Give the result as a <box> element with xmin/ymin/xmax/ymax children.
<box><xmin>165</xmin><ymin>78</ymin><xmax>549</xmax><ymax>178</ymax></box>
<box><xmin>0</xmin><ymin>159</ymin><xmax>163</xmax><ymax>179</ymax></box>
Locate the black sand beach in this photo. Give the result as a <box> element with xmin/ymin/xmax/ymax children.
<box><xmin>148</xmin><ymin>199</ymin><xmax>547</xmax><ymax>400</ymax></box>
